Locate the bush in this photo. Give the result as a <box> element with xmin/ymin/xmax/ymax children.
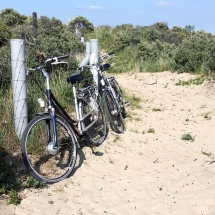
<box><xmin>172</xmin><ymin>31</ymin><xmax>215</xmax><ymax>73</ymax></box>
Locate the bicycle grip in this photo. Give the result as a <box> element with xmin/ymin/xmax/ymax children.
<box><xmin>57</xmin><ymin>55</ymin><xmax>69</xmax><ymax>60</ymax></box>
<box><xmin>108</xmin><ymin>52</ymin><xmax>114</xmax><ymax>56</ymax></box>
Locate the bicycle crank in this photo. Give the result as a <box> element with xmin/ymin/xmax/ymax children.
<box><xmin>123</xmin><ymin>101</ymin><xmax>130</xmax><ymax>107</ymax></box>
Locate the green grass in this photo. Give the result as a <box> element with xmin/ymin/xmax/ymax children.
<box><xmin>113</xmin><ymin>135</ymin><xmax>121</xmax><ymax>142</ymax></box>
<box><xmin>130</xmin><ymin>128</ymin><xmax>139</xmax><ymax>133</ymax></box>
<box><xmin>134</xmin><ymin>117</ymin><xmax>141</xmax><ymax>121</ymax></box>
<box><xmin>0</xmin><ymin>145</ymin><xmax>21</xmax><ymax>204</ymax></box>
<box><xmin>203</xmin><ymin>112</ymin><xmax>212</xmax><ymax>120</ymax></box>
<box><xmin>181</xmin><ymin>133</ymin><xmax>195</xmax><ymax>142</ymax></box>
<box><xmin>124</xmin><ymin>94</ymin><xmax>142</xmax><ymax>109</ymax></box>
<box><xmin>147</xmin><ymin>128</ymin><xmax>155</xmax><ymax>133</ymax></box>
<box><xmin>201</xmin><ymin>151</ymin><xmax>212</xmax><ymax>157</ymax></box>
<box><xmin>152</xmin><ymin>108</ymin><xmax>162</xmax><ymax>112</ymax></box>
<box><xmin>23</xmin><ymin>176</ymin><xmax>46</xmax><ymax>188</ymax></box>
<box><xmin>9</xmin><ymin>189</ymin><xmax>20</xmax><ymax>205</ymax></box>
<box><xmin>175</xmin><ymin>76</ymin><xmax>205</xmax><ymax>86</ymax></box>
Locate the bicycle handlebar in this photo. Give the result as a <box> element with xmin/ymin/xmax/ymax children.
<box><xmin>108</xmin><ymin>52</ymin><xmax>114</xmax><ymax>56</ymax></box>
<box><xmin>100</xmin><ymin>52</ymin><xmax>115</xmax><ymax>60</ymax></box>
<box><xmin>45</xmin><ymin>54</ymin><xmax>69</xmax><ymax>63</ymax></box>
<box><xmin>76</xmin><ymin>52</ymin><xmax>115</xmax><ymax>72</ymax></box>
<box><xmin>27</xmin><ymin>54</ymin><xmax>69</xmax><ymax>75</ymax></box>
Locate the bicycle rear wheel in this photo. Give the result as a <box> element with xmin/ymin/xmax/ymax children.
<box><xmin>21</xmin><ymin>113</ymin><xmax>77</xmax><ymax>183</ymax></box>
<box><xmin>80</xmin><ymin>99</ymin><xmax>107</xmax><ymax>146</ymax></box>
<box><xmin>102</xmin><ymin>90</ymin><xmax>125</xmax><ymax>133</ymax></box>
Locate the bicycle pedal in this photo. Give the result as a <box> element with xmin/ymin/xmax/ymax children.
<box><xmin>122</xmin><ymin>112</ymin><xmax>127</xmax><ymax>119</ymax></box>
<box><xmin>124</xmin><ymin>101</ymin><xmax>130</xmax><ymax>107</ymax></box>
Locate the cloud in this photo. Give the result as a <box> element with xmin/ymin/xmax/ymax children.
<box><xmin>154</xmin><ymin>1</ymin><xmax>175</xmax><ymax>6</ymax></box>
<box><xmin>86</xmin><ymin>5</ymin><xmax>104</xmax><ymax>11</ymax></box>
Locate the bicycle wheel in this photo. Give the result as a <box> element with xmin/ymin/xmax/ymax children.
<box><xmin>21</xmin><ymin>113</ymin><xmax>77</xmax><ymax>183</ymax></box>
<box><xmin>102</xmin><ymin>90</ymin><xmax>125</xmax><ymax>133</ymax></box>
<box><xmin>80</xmin><ymin>98</ymin><xmax>107</xmax><ymax>146</ymax></box>
<box><xmin>110</xmin><ymin>77</ymin><xmax>127</xmax><ymax>119</ymax></box>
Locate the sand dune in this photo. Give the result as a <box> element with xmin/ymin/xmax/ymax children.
<box><xmin>2</xmin><ymin>71</ymin><xmax>215</xmax><ymax>215</ymax></box>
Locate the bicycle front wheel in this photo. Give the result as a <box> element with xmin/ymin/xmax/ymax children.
<box><xmin>21</xmin><ymin>113</ymin><xmax>77</xmax><ymax>183</ymax></box>
<box><xmin>110</xmin><ymin>77</ymin><xmax>127</xmax><ymax>119</ymax></box>
<box><xmin>102</xmin><ymin>90</ymin><xmax>125</xmax><ymax>133</ymax></box>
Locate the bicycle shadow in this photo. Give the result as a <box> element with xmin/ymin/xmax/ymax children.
<box><xmin>71</xmin><ymin>138</ymin><xmax>104</xmax><ymax>176</ymax></box>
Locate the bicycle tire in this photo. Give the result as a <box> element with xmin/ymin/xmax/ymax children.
<box><xmin>110</xmin><ymin>77</ymin><xmax>127</xmax><ymax>119</ymax></box>
<box><xmin>102</xmin><ymin>90</ymin><xmax>125</xmax><ymax>133</ymax></box>
<box><xmin>21</xmin><ymin>113</ymin><xmax>77</xmax><ymax>183</ymax></box>
<box><xmin>80</xmin><ymin>98</ymin><xmax>107</xmax><ymax>146</ymax></box>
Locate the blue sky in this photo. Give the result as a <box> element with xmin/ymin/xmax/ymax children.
<box><xmin>1</xmin><ymin>0</ymin><xmax>215</xmax><ymax>34</ymax></box>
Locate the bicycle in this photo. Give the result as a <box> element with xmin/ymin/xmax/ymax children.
<box><xmin>79</xmin><ymin>52</ymin><xmax>129</xmax><ymax>134</ymax></box>
<box><xmin>21</xmin><ymin>55</ymin><xmax>107</xmax><ymax>183</ymax></box>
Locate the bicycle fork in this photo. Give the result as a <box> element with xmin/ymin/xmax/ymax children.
<box><xmin>45</xmin><ymin>108</ymin><xmax>59</xmax><ymax>155</ymax></box>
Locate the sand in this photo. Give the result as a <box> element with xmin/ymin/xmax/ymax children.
<box><xmin>2</xmin><ymin>71</ymin><xmax>215</xmax><ymax>215</ymax></box>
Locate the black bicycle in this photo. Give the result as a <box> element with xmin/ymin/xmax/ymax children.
<box><xmin>21</xmin><ymin>55</ymin><xmax>107</xmax><ymax>183</ymax></box>
<box><xmin>79</xmin><ymin>52</ymin><xmax>129</xmax><ymax>133</ymax></box>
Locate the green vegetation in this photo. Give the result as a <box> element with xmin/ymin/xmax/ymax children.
<box><xmin>89</xmin><ymin>22</ymin><xmax>215</xmax><ymax>74</ymax></box>
<box><xmin>9</xmin><ymin>189</ymin><xmax>20</xmax><ymax>205</ymax></box>
<box><xmin>147</xmin><ymin>128</ymin><xmax>155</xmax><ymax>133</ymax></box>
<box><xmin>152</xmin><ymin>108</ymin><xmax>162</xmax><ymax>112</ymax></box>
<box><xmin>203</xmin><ymin>112</ymin><xmax>212</xmax><ymax>120</ymax></box>
<box><xmin>201</xmin><ymin>150</ymin><xmax>212</xmax><ymax>157</ymax></box>
<box><xmin>23</xmin><ymin>176</ymin><xmax>46</xmax><ymax>188</ymax></box>
<box><xmin>181</xmin><ymin>133</ymin><xmax>195</xmax><ymax>142</ymax></box>
<box><xmin>175</xmin><ymin>76</ymin><xmax>205</xmax><ymax>86</ymax></box>
<box><xmin>125</xmin><ymin>94</ymin><xmax>142</xmax><ymax>110</ymax></box>
<box><xmin>113</xmin><ymin>135</ymin><xmax>121</xmax><ymax>142</ymax></box>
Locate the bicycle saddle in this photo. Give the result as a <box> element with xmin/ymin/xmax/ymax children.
<box><xmin>67</xmin><ymin>74</ymin><xmax>84</xmax><ymax>84</ymax></box>
<box><xmin>100</xmin><ymin>63</ymin><xmax>110</xmax><ymax>70</ymax></box>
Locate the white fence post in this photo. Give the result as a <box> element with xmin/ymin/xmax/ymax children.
<box><xmin>90</xmin><ymin>39</ymin><xmax>100</xmax><ymax>87</ymax></box>
<box><xmin>79</xmin><ymin>41</ymin><xmax>91</xmax><ymax>67</ymax></box>
<box><xmin>10</xmin><ymin>39</ymin><xmax>28</xmax><ymax>139</ymax></box>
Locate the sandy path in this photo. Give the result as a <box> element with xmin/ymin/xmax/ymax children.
<box><xmin>2</xmin><ymin>71</ymin><xmax>215</xmax><ymax>215</ymax></box>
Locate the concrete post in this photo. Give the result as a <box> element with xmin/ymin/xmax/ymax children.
<box><xmin>81</xmin><ymin>37</ymin><xmax>85</xmax><ymax>43</ymax></box>
<box><xmin>90</xmin><ymin>39</ymin><xmax>100</xmax><ymax>86</ymax></box>
<box><xmin>10</xmin><ymin>39</ymin><xmax>28</xmax><ymax>139</ymax></box>
<box><xmin>79</xmin><ymin>41</ymin><xmax>91</xmax><ymax>67</ymax></box>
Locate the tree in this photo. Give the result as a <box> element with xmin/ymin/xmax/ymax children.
<box><xmin>152</xmin><ymin>22</ymin><xmax>169</xmax><ymax>31</ymax></box>
<box><xmin>0</xmin><ymin>8</ymin><xmax>27</xmax><ymax>27</ymax></box>
<box><xmin>113</xmin><ymin>24</ymin><xmax>134</xmax><ymax>50</ymax></box>
<box><xmin>37</xmin><ymin>16</ymin><xmax>64</xmax><ymax>37</ymax></box>
<box><xmin>169</xmin><ymin>26</ymin><xmax>187</xmax><ymax>44</ymax></box>
<box><xmin>185</xmin><ymin>25</ymin><xmax>195</xmax><ymax>34</ymax></box>
<box><xmin>0</xmin><ymin>22</ymin><xmax>12</xmax><ymax>46</ymax></box>
<box><xmin>143</xmin><ymin>27</ymin><xmax>161</xmax><ymax>41</ymax></box>
<box><xmin>68</xmin><ymin>16</ymin><xmax>94</xmax><ymax>37</ymax></box>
